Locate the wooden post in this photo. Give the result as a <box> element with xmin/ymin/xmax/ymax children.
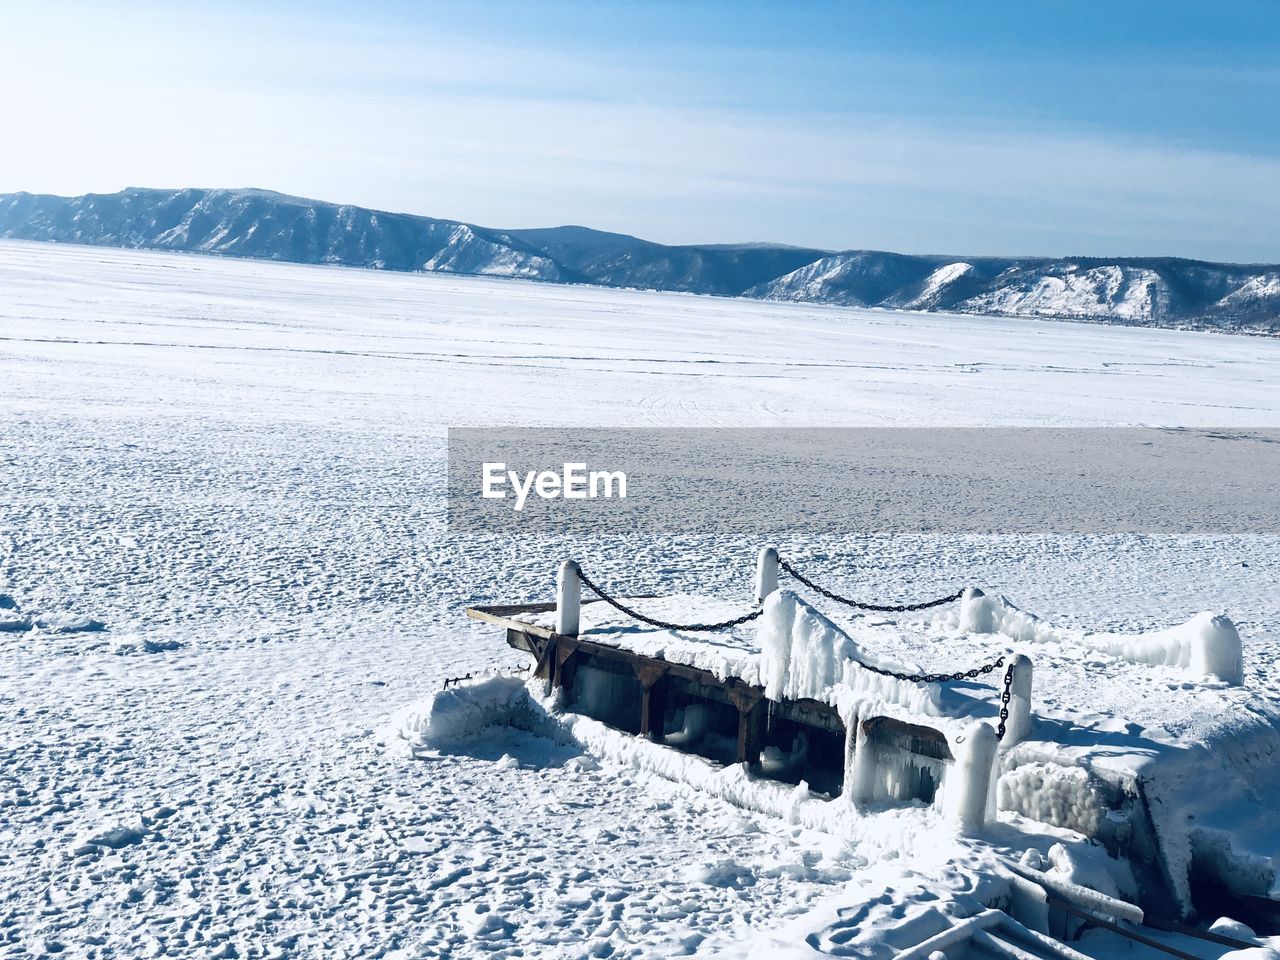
<box><xmin>1002</xmin><ymin>654</ymin><xmax>1034</xmax><ymax>746</ymax></box>
<box><xmin>553</xmin><ymin>639</ymin><xmax>579</xmax><ymax>692</ymax></box>
<box><xmin>959</xmin><ymin>586</ymin><xmax>995</xmax><ymax>633</ymax></box>
<box><xmin>633</xmin><ymin>662</ymin><xmax>669</xmax><ymax>739</ymax></box>
<box><xmin>755</xmin><ymin>547</ymin><xmax>780</xmax><ymax>603</ymax></box>
<box><xmin>738</xmin><ymin>701</ymin><xmax>766</xmax><ymax>765</ymax></box>
<box><xmin>727</xmin><ymin>684</ymin><xmax>766</xmax><ymax>765</ymax></box>
<box><xmin>556</xmin><ymin>560</ymin><xmax>581</xmax><ymax>637</ymax></box>
<box><xmin>947</xmin><ymin>721</ymin><xmax>998</xmax><ymax>833</ymax></box>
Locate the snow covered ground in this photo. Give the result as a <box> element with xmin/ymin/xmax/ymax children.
<box><xmin>1</xmin><ymin>239</ymin><xmax>1279</xmax><ymax>958</ymax></box>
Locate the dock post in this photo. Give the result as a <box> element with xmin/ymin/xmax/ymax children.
<box><xmin>947</xmin><ymin>721</ymin><xmax>998</xmax><ymax>833</ymax></box>
<box><xmin>727</xmin><ymin>684</ymin><xmax>766</xmax><ymax>765</ymax></box>
<box><xmin>755</xmin><ymin>547</ymin><xmax>780</xmax><ymax>603</ymax></box>
<box><xmin>633</xmin><ymin>662</ymin><xmax>669</xmax><ymax>740</ymax></box>
<box><xmin>1002</xmin><ymin>655</ymin><xmax>1034</xmax><ymax>746</ymax></box>
<box><xmin>1190</xmin><ymin>614</ymin><xmax>1243</xmax><ymax>685</ymax></box>
<box><xmin>556</xmin><ymin>560</ymin><xmax>581</xmax><ymax>637</ymax></box>
<box><xmin>849</xmin><ymin>719</ymin><xmax>877</xmax><ymax>805</ymax></box>
<box><xmin>959</xmin><ymin>587</ymin><xmax>996</xmax><ymax>633</ymax></box>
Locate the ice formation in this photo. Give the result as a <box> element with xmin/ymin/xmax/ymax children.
<box><xmin>949</xmin><ymin>589</ymin><xmax>1243</xmax><ymax>684</ymax></box>
<box><xmin>758</xmin><ymin>590</ymin><xmax>943</xmax><ymax>716</ymax></box>
<box><xmin>389</xmin><ymin>675</ymin><xmax>535</xmax><ymax>750</ymax></box>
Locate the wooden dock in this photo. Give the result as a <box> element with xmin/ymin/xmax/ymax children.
<box><xmin>466</xmin><ymin>599</ymin><xmax>953</xmax><ymax>800</ymax></box>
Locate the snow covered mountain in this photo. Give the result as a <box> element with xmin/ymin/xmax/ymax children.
<box><xmin>1</xmin><ymin>187</ymin><xmax>1277</xmax><ymax>331</ymax></box>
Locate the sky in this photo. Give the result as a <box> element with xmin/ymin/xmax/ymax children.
<box><xmin>3</xmin><ymin>0</ymin><xmax>1279</xmax><ymax>262</ymax></box>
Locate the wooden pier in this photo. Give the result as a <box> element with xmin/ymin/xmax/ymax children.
<box><xmin>466</xmin><ymin>598</ymin><xmax>954</xmax><ymax>801</ymax></box>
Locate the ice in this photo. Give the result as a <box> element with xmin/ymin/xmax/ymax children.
<box><xmin>998</xmin><ymin>762</ymin><xmax>1103</xmax><ymax>835</ymax></box>
<box><xmin>759</xmin><ymin>590</ymin><xmax>943</xmax><ymax>715</ymax></box>
<box><xmin>760</xmin><ymin>589</ymin><xmax>856</xmax><ymax>702</ymax></box>
<box><xmin>950</xmin><ymin>590</ymin><xmax>1244</xmax><ymax>683</ymax></box>
<box><xmin>3</xmin><ymin>240</ymin><xmax>1280</xmax><ymax>956</ymax></box>
<box><xmin>389</xmin><ymin>675</ymin><xmax>534</xmax><ymax>750</ymax></box>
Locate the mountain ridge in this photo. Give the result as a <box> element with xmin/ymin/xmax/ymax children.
<box><xmin>1</xmin><ymin>187</ymin><xmax>1276</xmax><ymax>332</ymax></box>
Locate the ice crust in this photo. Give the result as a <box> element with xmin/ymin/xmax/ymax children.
<box><xmin>760</xmin><ymin>590</ymin><xmax>942</xmax><ymax>715</ymax></box>
<box><xmin>949</xmin><ymin>589</ymin><xmax>1244</xmax><ymax>684</ymax></box>
<box><xmin>7</xmin><ymin>242</ymin><xmax>1280</xmax><ymax>957</ymax></box>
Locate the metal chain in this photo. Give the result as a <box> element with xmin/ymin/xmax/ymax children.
<box><xmin>847</xmin><ymin>652</ymin><xmax>1007</xmax><ymax>687</ymax></box>
<box><xmin>569</xmin><ymin>564</ymin><xmax>1011</xmax><ymax>737</ymax></box>
<box><xmin>996</xmin><ymin>660</ymin><xmax>1015</xmax><ymax>741</ymax></box>
<box><xmin>778</xmin><ymin>557</ymin><xmax>963</xmax><ymax>613</ymax></box>
<box><xmin>575</xmin><ymin>567</ymin><xmax>763</xmax><ymax>632</ymax></box>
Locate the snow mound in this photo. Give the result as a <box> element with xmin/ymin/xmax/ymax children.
<box><xmin>0</xmin><ymin>595</ymin><xmax>105</xmax><ymax>634</ymax></box>
<box><xmin>388</xmin><ymin>675</ymin><xmax>536</xmax><ymax>749</ymax></box>
<box><xmin>1089</xmin><ymin>612</ymin><xmax>1243</xmax><ymax>684</ymax></box>
<box><xmin>74</xmin><ymin>816</ymin><xmax>147</xmax><ymax>853</ymax></box>
<box><xmin>1219</xmin><ymin>949</ymin><xmax>1279</xmax><ymax>960</ymax></box>
<box><xmin>949</xmin><ymin>590</ymin><xmax>1243</xmax><ymax>684</ymax></box>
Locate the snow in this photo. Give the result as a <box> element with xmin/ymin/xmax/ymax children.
<box><xmin>389</xmin><ymin>674</ymin><xmax>534</xmax><ymax>750</ymax></box>
<box><xmin>950</xmin><ymin>590</ymin><xmax>1245</xmax><ymax>683</ymax></box>
<box><xmin>965</xmin><ymin>266</ymin><xmax>1166</xmax><ymax>322</ymax></box>
<box><xmin>902</xmin><ymin>261</ymin><xmax>975</xmax><ymax>309</ymax></box>
<box><xmin>3</xmin><ymin>239</ymin><xmax>1280</xmax><ymax>957</ymax></box>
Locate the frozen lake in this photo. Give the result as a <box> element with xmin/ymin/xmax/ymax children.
<box><xmin>2</xmin><ymin>240</ymin><xmax>1278</xmax><ymax>958</ymax></box>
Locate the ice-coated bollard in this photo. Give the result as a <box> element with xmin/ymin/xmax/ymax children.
<box><xmin>1190</xmin><ymin>613</ymin><xmax>1244</xmax><ymax>685</ymax></box>
<box><xmin>556</xmin><ymin>560</ymin><xmax>581</xmax><ymax>637</ymax></box>
<box><xmin>755</xmin><ymin>546</ymin><xmax>780</xmax><ymax>603</ymax></box>
<box><xmin>947</xmin><ymin>721</ymin><xmax>998</xmax><ymax>833</ymax></box>
<box><xmin>1002</xmin><ymin>654</ymin><xmax>1034</xmax><ymax>746</ymax></box>
<box><xmin>959</xmin><ymin>586</ymin><xmax>996</xmax><ymax>634</ymax></box>
<box><xmin>848</xmin><ymin>718</ymin><xmax>877</xmax><ymax>805</ymax></box>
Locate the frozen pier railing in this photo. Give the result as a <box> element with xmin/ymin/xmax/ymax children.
<box><xmin>461</xmin><ymin>548</ymin><xmax>1280</xmax><ymax>924</ymax></box>
<box><xmin>468</xmin><ymin>551</ymin><xmax>1029</xmax><ymax>834</ymax></box>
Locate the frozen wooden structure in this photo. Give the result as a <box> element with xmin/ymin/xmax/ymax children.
<box><xmin>467</xmin><ymin>553</ymin><xmax>1029</xmax><ymax>833</ymax></box>
<box><xmin>461</xmin><ymin>551</ymin><xmax>1280</xmax><ymax>929</ymax></box>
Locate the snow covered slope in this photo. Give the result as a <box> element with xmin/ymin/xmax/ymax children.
<box><xmin>756</xmin><ymin>254</ymin><xmax>1280</xmax><ymax>331</ymax></box>
<box><xmin>2</xmin><ymin>188</ymin><xmax>1278</xmax><ymax>331</ymax></box>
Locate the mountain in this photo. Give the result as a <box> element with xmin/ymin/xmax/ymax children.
<box><xmin>1</xmin><ymin>187</ymin><xmax>1276</xmax><ymax>332</ymax></box>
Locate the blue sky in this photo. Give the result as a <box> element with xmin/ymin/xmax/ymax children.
<box><xmin>3</xmin><ymin>0</ymin><xmax>1279</xmax><ymax>261</ymax></box>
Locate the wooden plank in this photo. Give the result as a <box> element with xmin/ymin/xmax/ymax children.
<box><xmin>505</xmin><ymin>628</ymin><xmax>536</xmax><ymax>653</ymax></box>
<box><xmin>467</xmin><ymin>595</ymin><xmax>669</xmax><ymax>641</ymax></box>
<box><xmin>467</xmin><ymin>603</ymin><xmax>557</xmax><ymax>639</ymax></box>
<box><xmin>862</xmin><ymin>715</ymin><xmax>953</xmax><ymax>763</ymax></box>
<box><xmin>771</xmin><ymin>697</ymin><xmax>845</xmax><ymax>735</ymax></box>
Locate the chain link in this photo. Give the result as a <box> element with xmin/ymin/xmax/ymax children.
<box><xmin>567</xmin><ymin>564</ymin><xmax>1012</xmax><ymax>738</ymax></box>
<box><xmin>996</xmin><ymin>660</ymin><xmax>1015</xmax><ymax>741</ymax></box>
<box><xmin>576</xmin><ymin>567</ymin><xmax>763</xmax><ymax>632</ymax></box>
<box><xmin>779</xmin><ymin>557</ymin><xmax>963</xmax><ymax>613</ymax></box>
<box><xmin>848</xmin><ymin>652</ymin><xmax>1007</xmax><ymax>687</ymax></box>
